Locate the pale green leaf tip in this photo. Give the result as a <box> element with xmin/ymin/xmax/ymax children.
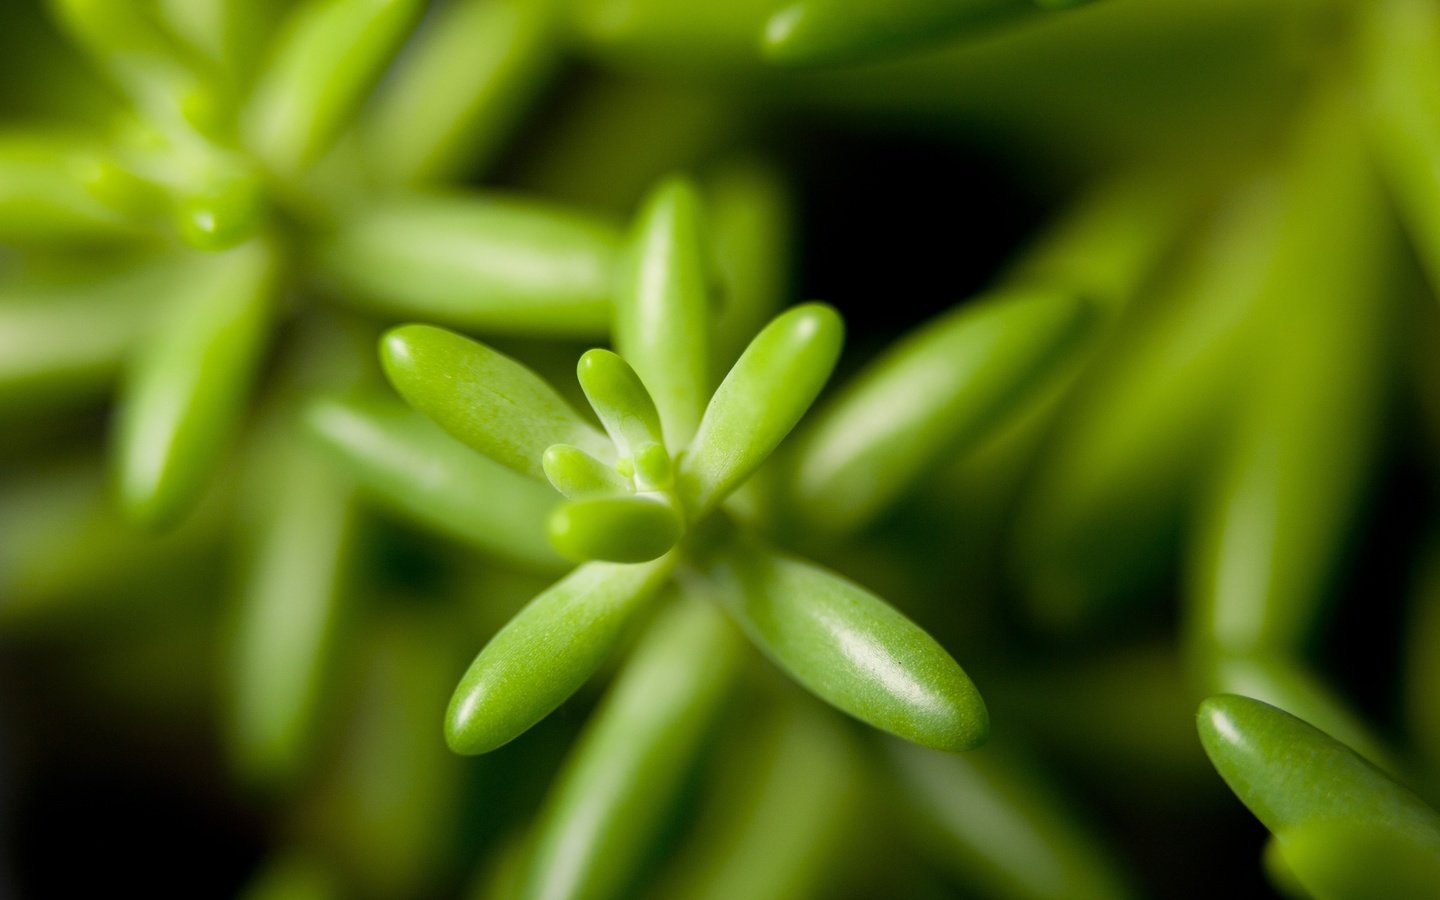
<box><xmin>548</xmin><ymin>497</ymin><xmax>682</xmax><ymax>563</ymax></box>
<box><xmin>633</xmin><ymin>441</ymin><xmax>672</xmax><ymax>491</ymax></box>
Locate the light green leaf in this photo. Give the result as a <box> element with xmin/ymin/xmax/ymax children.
<box><xmin>243</xmin><ymin>0</ymin><xmax>425</xmax><ymax>174</ymax></box>
<box><xmin>789</xmin><ymin>285</ymin><xmax>1091</xmax><ymax>536</ymax></box>
<box><xmin>380</xmin><ymin>324</ymin><xmax>610</xmax><ymax>479</ymax></box>
<box><xmin>114</xmin><ymin>239</ymin><xmax>277</xmax><ymax>528</ymax></box>
<box><xmin>445</xmin><ymin>557</ymin><xmax>674</xmax><ymax>754</ymax></box>
<box><xmin>543</xmin><ymin>443</ymin><xmax>630</xmax><ymax>499</ymax></box>
<box><xmin>362</xmin><ymin>0</ymin><xmax>563</xmax><ymax>185</ymax></box>
<box><xmin>519</xmin><ymin>595</ymin><xmax>744</xmax><ymax>900</ymax></box>
<box><xmin>700</xmin><ymin>536</ymin><xmax>987</xmax><ymax>752</ymax></box>
<box><xmin>1197</xmin><ymin>695</ymin><xmax>1440</xmax><ymax>877</ymax></box>
<box><xmin>679</xmin><ymin>302</ymin><xmax>842</xmax><ymax>518</ymax></box>
<box><xmin>614</xmin><ymin>175</ymin><xmax>713</xmax><ymax>448</ymax></box>
<box><xmin>576</xmin><ymin>348</ymin><xmax>666</xmax><ymax>458</ymax></box>
<box><xmin>548</xmin><ymin>495</ymin><xmax>683</xmax><ymax>564</ymax></box>
<box><xmin>315</xmin><ymin>193</ymin><xmax>619</xmax><ymax>337</ymax></box>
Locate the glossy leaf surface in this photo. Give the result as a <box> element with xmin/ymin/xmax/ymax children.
<box><xmin>701</xmin><ymin>536</ymin><xmax>987</xmax><ymax>752</ymax></box>
<box><xmin>381</xmin><ymin>324</ymin><xmax>610</xmax><ymax>479</ymax></box>
<box><xmin>547</xmin><ymin>495</ymin><xmax>683</xmax><ymax>564</ymax></box>
<box><xmin>445</xmin><ymin>557</ymin><xmax>673</xmax><ymax>754</ymax></box>
<box><xmin>614</xmin><ymin>176</ymin><xmax>712</xmax><ymax>447</ymax></box>
<box><xmin>679</xmin><ymin>302</ymin><xmax>842</xmax><ymax>518</ymax></box>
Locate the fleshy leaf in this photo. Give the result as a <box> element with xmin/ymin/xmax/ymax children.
<box><xmin>700</xmin><ymin>535</ymin><xmax>987</xmax><ymax>752</ymax></box>
<box><xmin>1196</xmin><ymin>695</ymin><xmax>1440</xmax><ymax>864</ymax></box>
<box><xmin>614</xmin><ymin>175</ymin><xmax>712</xmax><ymax>448</ymax></box>
<box><xmin>315</xmin><ymin>193</ymin><xmax>619</xmax><ymax>337</ymax></box>
<box><xmin>789</xmin><ymin>285</ymin><xmax>1091</xmax><ymax>536</ymax></box>
<box><xmin>679</xmin><ymin>302</ymin><xmax>842</xmax><ymax>518</ymax></box>
<box><xmin>362</xmin><ymin>0</ymin><xmax>562</xmax><ymax>185</ymax></box>
<box><xmin>548</xmin><ymin>495</ymin><xmax>683</xmax><ymax>564</ymax></box>
<box><xmin>543</xmin><ymin>443</ymin><xmax>631</xmax><ymax>499</ymax></box>
<box><xmin>114</xmin><ymin>239</ymin><xmax>277</xmax><ymax>528</ymax></box>
<box><xmin>519</xmin><ymin>596</ymin><xmax>743</xmax><ymax>900</ymax></box>
<box><xmin>445</xmin><ymin>557</ymin><xmax>674</xmax><ymax>754</ymax></box>
<box><xmin>380</xmin><ymin>324</ymin><xmax>611</xmax><ymax>479</ymax></box>
<box><xmin>304</xmin><ymin>392</ymin><xmax>565</xmax><ymax>571</ymax></box>
<box><xmin>243</xmin><ymin>0</ymin><xmax>425</xmax><ymax>174</ymax></box>
<box><xmin>577</xmin><ymin>348</ymin><xmax>666</xmax><ymax>458</ymax></box>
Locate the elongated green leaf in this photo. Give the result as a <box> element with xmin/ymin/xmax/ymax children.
<box><xmin>576</xmin><ymin>348</ymin><xmax>666</xmax><ymax>457</ymax></box>
<box><xmin>243</xmin><ymin>0</ymin><xmax>424</xmax><ymax>174</ymax></box>
<box><xmin>762</xmin><ymin>0</ymin><xmax>1094</xmax><ymax>67</ymax></box>
<box><xmin>0</xmin><ymin>131</ymin><xmax>133</xmax><ymax>241</ymax></box>
<box><xmin>543</xmin><ymin>443</ymin><xmax>630</xmax><ymax>498</ymax></box>
<box><xmin>520</xmin><ymin>595</ymin><xmax>744</xmax><ymax>900</ymax></box>
<box><xmin>304</xmin><ymin>392</ymin><xmax>564</xmax><ymax>571</ymax></box>
<box><xmin>1188</xmin><ymin>96</ymin><xmax>1395</xmax><ymax>657</ymax></box>
<box><xmin>707</xmin><ymin>157</ymin><xmax>793</xmax><ymax>372</ymax></box>
<box><xmin>0</xmin><ymin>256</ymin><xmax>175</xmax><ymax>415</ymax></box>
<box><xmin>1014</xmin><ymin>178</ymin><xmax>1282</xmax><ymax>630</ymax></box>
<box><xmin>226</xmin><ymin>441</ymin><xmax>357</xmax><ymax>791</ymax></box>
<box><xmin>679</xmin><ymin>303</ymin><xmax>842</xmax><ymax>518</ymax></box>
<box><xmin>1275</xmin><ymin>820</ymin><xmax>1440</xmax><ymax>900</ymax></box>
<box><xmin>1190</xmin><ymin>651</ymin><xmax>1402</xmax><ymax>778</ymax></box>
<box><xmin>548</xmin><ymin>495</ymin><xmax>683</xmax><ymax>564</ymax></box>
<box><xmin>1360</xmin><ymin>0</ymin><xmax>1440</xmax><ymax>293</ymax></box>
<box><xmin>1197</xmin><ymin>695</ymin><xmax>1440</xmax><ymax>872</ymax></box>
<box><xmin>114</xmin><ymin>239</ymin><xmax>276</xmax><ymax>528</ymax></box>
<box><xmin>657</xmin><ymin>700</ymin><xmax>860</xmax><ymax>900</ymax></box>
<box><xmin>306</xmin><ymin>609</ymin><xmax>466</xmax><ymax>899</ymax></box>
<box><xmin>315</xmin><ymin>193</ymin><xmax>619</xmax><ymax>336</ymax></box>
<box><xmin>363</xmin><ymin>0</ymin><xmax>562</xmax><ymax>185</ymax></box>
<box><xmin>380</xmin><ymin>324</ymin><xmax>610</xmax><ymax>479</ymax></box>
<box><xmin>701</xmin><ymin>536</ymin><xmax>986</xmax><ymax>751</ymax></box>
<box><xmin>789</xmin><ymin>285</ymin><xmax>1090</xmax><ymax>536</ymax></box>
<box><xmin>890</xmin><ymin>739</ymin><xmax>1138</xmax><ymax>900</ymax></box>
<box><xmin>614</xmin><ymin>176</ymin><xmax>712</xmax><ymax>447</ymax></box>
<box><xmin>445</xmin><ymin>557</ymin><xmax>674</xmax><ymax>754</ymax></box>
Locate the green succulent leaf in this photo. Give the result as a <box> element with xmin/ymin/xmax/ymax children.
<box><xmin>761</xmin><ymin>0</ymin><xmax>1094</xmax><ymax>67</ymax></box>
<box><xmin>548</xmin><ymin>495</ymin><xmax>684</xmax><ymax>564</ymax></box>
<box><xmin>519</xmin><ymin>595</ymin><xmax>744</xmax><ymax>900</ymax></box>
<box><xmin>889</xmin><ymin>739</ymin><xmax>1138</xmax><ymax>900</ymax></box>
<box><xmin>243</xmin><ymin>0</ymin><xmax>425</xmax><ymax>174</ymax></box>
<box><xmin>1360</xmin><ymin>0</ymin><xmax>1440</xmax><ymax>293</ymax></box>
<box><xmin>577</xmin><ymin>348</ymin><xmax>667</xmax><ymax>458</ymax></box>
<box><xmin>445</xmin><ymin>557</ymin><xmax>674</xmax><ymax>754</ymax></box>
<box><xmin>1188</xmin><ymin>95</ymin><xmax>1394</xmax><ymax>658</ymax></box>
<box><xmin>314</xmin><ymin>193</ymin><xmax>620</xmax><ymax>336</ymax></box>
<box><xmin>226</xmin><ymin>440</ymin><xmax>357</xmax><ymax>792</ymax></box>
<box><xmin>1274</xmin><ymin>819</ymin><xmax>1440</xmax><ymax>900</ymax></box>
<box><xmin>380</xmin><ymin>324</ymin><xmax>611</xmax><ymax>479</ymax></box>
<box><xmin>303</xmin><ymin>392</ymin><xmax>565</xmax><ymax>571</ymax></box>
<box><xmin>614</xmin><ymin>175</ymin><xmax>713</xmax><ymax>448</ymax></box>
<box><xmin>1196</xmin><ymin>694</ymin><xmax>1440</xmax><ymax>880</ymax></box>
<box><xmin>706</xmin><ymin>157</ymin><xmax>793</xmax><ymax>374</ymax></box>
<box><xmin>699</xmin><ymin>535</ymin><xmax>987</xmax><ymax>752</ymax></box>
<box><xmin>0</xmin><ymin>256</ymin><xmax>175</xmax><ymax>415</ymax></box>
<box><xmin>679</xmin><ymin>302</ymin><xmax>843</xmax><ymax>518</ymax></box>
<box><xmin>114</xmin><ymin>239</ymin><xmax>277</xmax><ymax>528</ymax></box>
<box><xmin>543</xmin><ymin>443</ymin><xmax>632</xmax><ymax>499</ymax></box>
<box><xmin>790</xmin><ymin>285</ymin><xmax>1091</xmax><ymax>536</ymax></box>
<box><xmin>362</xmin><ymin>0</ymin><xmax>562</xmax><ymax>185</ymax></box>
<box><xmin>0</xmin><ymin>130</ymin><xmax>135</xmax><ymax>242</ymax></box>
